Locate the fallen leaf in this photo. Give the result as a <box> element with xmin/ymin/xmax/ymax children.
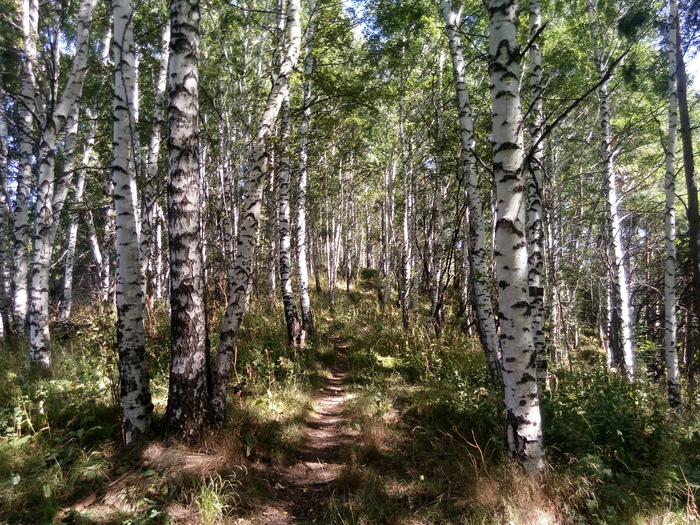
<box><xmin>74</xmin><ymin>493</ymin><xmax>96</xmax><ymax>512</ymax></box>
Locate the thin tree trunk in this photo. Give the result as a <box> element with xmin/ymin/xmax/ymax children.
<box><xmin>527</xmin><ymin>0</ymin><xmax>547</xmax><ymax>390</ymax></box>
<box><xmin>296</xmin><ymin>0</ymin><xmax>315</xmax><ymax>335</ymax></box>
<box><xmin>588</xmin><ymin>0</ymin><xmax>634</xmax><ymax>378</ymax></box>
<box><xmin>211</xmin><ymin>0</ymin><xmax>301</xmax><ymax>424</ymax></box>
<box><xmin>677</xmin><ymin>17</ymin><xmax>700</xmax><ymax>370</ymax></box>
<box><xmin>30</xmin><ymin>0</ymin><xmax>97</xmax><ymax>368</ymax></box>
<box><xmin>112</xmin><ymin>0</ymin><xmax>152</xmax><ymax>443</ymax></box>
<box><xmin>278</xmin><ymin>96</ymin><xmax>303</xmax><ymax>346</ymax></box>
<box><xmin>488</xmin><ymin>0</ymin><xmax>544</xmax><ymax>474</ymax></box>
<box><xmin>0</xmin><ymin>79</ymin><xmax>11</xmax><ymax>335</ymax></box>
<box><xmin>166</xmin><ymin>0</ymin><xmax>211</xmax><ymax>438</ymax></box>
<box><xmin>441</xmin><ymin>0</ymin><xmax>501</xmax><ymax>382</ymax></box>
<box><xmin>142</xmin><ymin>19</ymin><xmax>170</xmax><ymax>308</ymax></box>
<box><xmin>61</xmin><ymin>108</ymin><xmax>96</xmax><ymax>319</ymax></box>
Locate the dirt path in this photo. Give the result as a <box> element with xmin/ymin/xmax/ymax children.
<box><xmin>254</xmin><ymin>340</ymin><xmax>356</xmax><ymax>524</ymax></box>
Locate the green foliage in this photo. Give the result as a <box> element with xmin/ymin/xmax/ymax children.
<box><xmin>542</xmin><ymin>365</ymin><xmax>683</xmax><ymax>520</ymax></box>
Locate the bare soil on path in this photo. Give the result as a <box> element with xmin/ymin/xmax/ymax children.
<box><xmin>251</xmin><ymin>340</ymin><xmax>357</xmax><ymax>524</ymax></box>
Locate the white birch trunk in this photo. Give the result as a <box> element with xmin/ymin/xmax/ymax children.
<box><xmin>527</xmin><ymin>0</ymin><xmax>547</xmax><ymax>389</ymax></box>
<box><xmin>665</xmin><ymin>0</ymin><xmax>681</xmax><ymax>408</ymax></box>
<box><xmin>13</xmin><ymin>0</ymin><xmax>39</xmax><ymax>336</ymax></box>
<box><xmin>0</xmin><ymin>81</ymin><xmax>11</xmax><ymax>335</ymax></box>
<box><xmin>30</xmin><ymin>0</ymin><xmax>97</xmax><ymax>368</ymax></box>
<box><xmin>278</xmin><ymin>96</ymin><xmax>303</xmax><ymax>346</ymax></box>
<box><xmin>441</xmin><ymin>0</ymin><xmax>502</xmax><ymax>382</ymax></box>
<box><xmin>212</xmin><ymin>0</ymin><xmax>301</xmax><ymax>424</ymax></box>
<box><xmin>588</xmin><ymin>0</ymin><xmax>634</xmax><ymax>378</ymax></box>
<box><xmin>296</xmin><ymin>1</ymin><xmax>315</xmax><ymax>334</ymax></box>
<box><xmin>112</xmin><ymin>0</ymin><xmax>152</xmax><ymax>443</ymax></box>
<box><xmin>60</xmin><ymin>108</ymin><xmax>95</xmax><ymax>319</ymax></box>
<box><xmin>166</xmin><ymin>0</ymin><xmax>211</xmax><ymax>437</ymax></box>
<box><xmin>489</xmin><ymin>0</ymin><xmax>545</xmax><ymax>474</ymax></box>
<box><xmin>142</xmin><ymin>19</ymin><xmax>170</xmax><ymax>307</ymax></box>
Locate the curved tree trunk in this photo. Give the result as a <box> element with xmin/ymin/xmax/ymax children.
<box><xmin>112</xmin><ymin>0</ymin><xmax>152</xmax><ymax>443</ymax></box>
<box><xmin>441</xmin><ymin>0</ymin><xmax>501</xmax><ymax>383</ymax></box>
<box><xmin>61</xmin><ymin>107</ymin><xmax>96</xmax><ymax>319</ymax></box>
<box><xmin>30</xmin><ymin>0</ymin><xmax>97</xmax><ymax>368</ymax></box>
<box><xmin>211</xmin><ymin>0</ymin><xmax>302</xmax><ymax>424</ymax></box>
<box><xmin>488</xmin><ymin>0</ymin><xmax>544</xmax><ymax>474</ymax></box>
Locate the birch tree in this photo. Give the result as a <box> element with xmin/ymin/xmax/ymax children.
<box><xmin>488</xmin><ymin>0</ymin><xmax>544</xmax><ymax>473</ymax></box>
<box><xmin>664</xmin><ymin>0</ymin><xmax>680</xmax><ymax>408</ymax></box>
<box><xmin>165</xmin><ymin>0</ymin><xmax>212</xmax><ymax>437</ymax></box>
<box><xmin>112</xmin><ymin>0</ymin><xmax>152</xmax><ymax>443</ymax></box>
<box><xmin>527</xmin><ymin>0</ymin><xmax>547</xmax><ymax>389</ymax></box>
<box><xmin>60</xmin><ymin>107</ymin><xmax>96</xmax><ymax>320</ymax></box>
<box><xmin>29</xmin><ymin>0</ymin><xmax>97</xmax><ymax>368</ymax></box>
<box><xmin>211</xmin><ymin>0</ymin><xmax>302</xmax><ymax>424</ymax></box>
<box><xmin>296</xmin><ymin>0</ymin><xmax>316</xmax><ymax>336</ymax></box>
<box><xmin>441</xmin><ymin>0</ymin><xmax>501</xmax><ymax>382</ymax></box>
<box><xmin>13</xmin><ymin>0</ymin><xmax>39</xmax><ymax>336</ymax></box>
<box><xmin>278</xmin><ymin>97</ymin><xmax>304</xmax><ymax>346</ymax></box>
<box><xmin>588</xmin><ymin>0</ymin><xmax>634</xmax><ymax>378</ymax></box>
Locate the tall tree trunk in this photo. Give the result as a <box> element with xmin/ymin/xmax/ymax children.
<box><xmin>278</xmin><ymin>96</ymin><xmax>303</xmax><ymax>346</ymax></box>
<box><xmin>13</xmin><ymin>0</ymin><xmax>39</xmax><ymax>336</ymax></box>
<box><xmin>296</xmin><ymin>0</ymin><xmax>315</xmax><ymax>335</ymax></box>
<box><xmin>166</xmin><ymin>0</ymin><xmax>211</xmax><ymax>438</ymax></box>
<box><xmin>211</xmin><ymin>0</ymin><xmax>301</xmax><ymax>424</ymax></box>
<box><xmin>527</xmin><ymin>0</ymin><xmax>547</xmax><ymax>390</ymax></box>
<box><xmin>0</xmin><ymin>79</ymin><xmax>11</xmax><ymax>335</ymax></box>
<box><xmin>677</xmin><ymin>16</ymin><xmax>700</xmax><ymax>374</ymax></box>
<box><xmin>441</xmin><ymin>0</ymin><xmax>501</xmax><ymax>382</ymax></box>
<box><xmin>112</xmin><ymin>0</ymin><xmax>152</xmax><ymax>443</ymax></box>
<box><xmin>488</xmin><ymin>0</ymin><xmax>545</xmax><ymax>474</ymax></box>
<box><xmin>588</xmin><ymin>0</ymin><xmax>634</xmax><ymax>378</ymax></box>
<box><xmin>142</xmin><ymin>19</ymin><xmax>170</xmax><ymax>309</ymax></box>
<box><xmin>30</xmin><ymin>0</ymin><xmax>97</xmax><ymax>368</ymax></box>
<box><xmin>60</xmin><ymin>108</ymin><xmax>96</xmax><ymax>320</ymax></box>
<box><xmin>664</xmin><ymin>0</ymin><xmax>681</xmax><ymax>408</ymax></box>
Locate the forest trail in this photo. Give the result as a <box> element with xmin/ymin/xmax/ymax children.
<box><xmin>252</xmin><ymin>338</ymin><xmax>356</xmax><ymax>524</ymax></box>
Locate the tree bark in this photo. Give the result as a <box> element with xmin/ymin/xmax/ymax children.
<box><xmin>677</xmin><ymin>15</ymin><xmax>700</xmax><ymax>375</ymax></box>
<box><xmin>166</xmin><ymin>0</ymin><xmax>211</xmax><ymax>438</ymax></box>
<box><xmin>588</xmin><ymin>0</ymin><xmax>634</xmax><ymax>378</ymax></box>
<box><xmin>527</xmin><ymin>0</ymin><xmax>547</xmax><ymax>390</ymax></box>
<box><xmin>211</xmin><ymin>0</ymin><xmax>301</xmax><ymax>424</ymax></box>
<box><xmin>29</xmin><ymin>0</ymin><xmax>97</xmax><ymax>368</ymax></box>
<box><xmin>296</xmin><ymin>0</ymin><xmax>315</xmax><ymax>335</ymax></box>
<box><xmin>61</xmin><ymin>108</ymin><xmax>96</xmax><ymax>319</ymax></box>
<box><xmin>112</xmin><ymin>0</ymin><xmax>152</xmax><ymax>443</ymax></box>
<box><xmin>441</xmin><ymin>0</ymin><xmax>502</xmax><ymax>382</ymax></box>
<box><xmin>488</xmin><ymin>0</ymin><xmax>545</xmax><ymax>474</ymax></box>
<box><xmin>663</xmin><ymin>0</ymin><xmax>681</xmax><ymax>408</ymax></box>
<box><xmin>278</xmin><ymin>96</ymin><xmax>303</xmax><ymax>346</ymax></box>
<box><xmin>13</xmin><ymin>0</ymin><xmax>39</xmax><ymax>336</ymax></box>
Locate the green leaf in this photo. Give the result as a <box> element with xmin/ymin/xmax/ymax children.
<box><xmin>142</xmin><ymin>469</ymin><xmax>157</xmax><ymax>478</ymax></box>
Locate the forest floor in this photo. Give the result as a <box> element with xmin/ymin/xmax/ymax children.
<box><xmin>243</xmin><ymin>338</ymin><xmax>357</xmax><ymax>524</ymax></box>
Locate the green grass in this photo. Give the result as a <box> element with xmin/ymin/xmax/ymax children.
<box><xmin>1</xmin><ymin>280</ymin><xmax>699</xmax><ymax>523</ymax></box>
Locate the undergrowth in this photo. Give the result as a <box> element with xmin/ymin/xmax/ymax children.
<box><xmin>1</xmin><ymin>280</ymin><xmax>699</xmax><ymax>524</ymax></box>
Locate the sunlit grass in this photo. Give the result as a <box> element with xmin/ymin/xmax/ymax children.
<box><xmin>1</xmin><ymin>278</ymin><xmax>700</xmax><ymax>523</ymax></box>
